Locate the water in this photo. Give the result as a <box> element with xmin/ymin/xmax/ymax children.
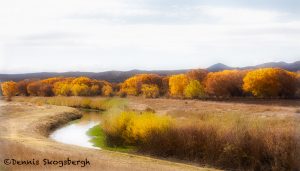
<box><xmin>50</xmin><ymin>110</ymin><xmax>103</xmax><ymax>149</ymax></box>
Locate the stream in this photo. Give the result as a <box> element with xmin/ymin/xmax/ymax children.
<box><xmin>50</xmin><ymin>110</ymin><xmax>103</xmax><ymax>149</ymax></box>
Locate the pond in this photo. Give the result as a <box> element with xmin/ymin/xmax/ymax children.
<box><xmin>49</xmin><ymin>110</ymin><xmax>103</xmax><ymax>149</ymax></box>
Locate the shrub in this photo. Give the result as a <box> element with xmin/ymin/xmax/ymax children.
<box><xmin>184</xmin><ymin>80</ymin><xmax>205</xmax><ymax>99</ymax></box>
<box><xmin>102</xmin><ymin>111</ymin><xmax>171</xmax><ymax>146</ymax></box>
<box><xmin>243</xmin><ymin>68</ymin><xmax>298</xmax><ymax>98</ymax></box>
<box><xmin>141</xmin><ymin>84</ymin><xmax>159</xmax><ymax>98</ymax></box>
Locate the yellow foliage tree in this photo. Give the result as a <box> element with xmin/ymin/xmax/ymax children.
<box><xmin>71</xmin><ymin>84</ymin><xmax>90</xmax><ymax>96</ymax></box>
<box><xmin>169</xmin><ymin>74</ymin><xmax>189</xmax><ymax>97</ymax></box>
<box><xmin>1</xmin><ymin>81</ymin><xmax>17</xmax><ymax>100</ymax></box>
<box><xmin>243</xmin><ymin>68</ymin><xmax>297</xmax><ymax>97</ymax></box>
<box><xmin>121</xmin><ymin>74</ymin><xmax>163</xmax><ymax>96</ymax></box>
<box><xmin>184</xmin><ymin>80</ymin><xmax>205</xmax><ymax>99</ymax></box>
<box><xmin>102</xmin><ymin>85</ymin><xmax>113</xmax><ymax>96</ymax></box>
<box><xmin>141</xmin><ymin>84</ymin><xmax>159</xmax><ymax>98</ymax></box>
<box><xmin>53</xmin><ymin>81</ymin><xmax>73</xmax><ymax>96</ymax></box>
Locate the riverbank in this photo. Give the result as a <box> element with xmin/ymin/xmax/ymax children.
<box><xmin>0</xmin><ymin>100</ymin><xmax>217</xmax><ymax>171</ymax></box>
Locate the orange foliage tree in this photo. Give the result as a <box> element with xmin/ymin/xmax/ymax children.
<box><xmin>205</xmin><ymin>70</ymin><xmax>247</xmax><ymax>97</ymax></box>
<box><xmin>16</xmin><ymin>80</ymin><xmax>31</xmax><ymax>96</ymax></box>
<box><xmin>186</xmin><ymin>69</ymin><xmax>208</xmax><ymax>82</ymax></box>
<box><xmin>27</xmin><ymin>81</ymin><xmax>42</xmax><ymax>96</ymax></box>
<box><xmin>243</xmin><ymin>68</ymin><xmax>298</xmax><ymax>97</ymax></box>
<box><xmin>1</xmin><ymin>81</ymin><xmax>17</xmax><ymax>100</ymax></box>
<box><xmin>169</xmin><ymin>74</ymin><xmax>189</xmax><ymax>97</ymax></box>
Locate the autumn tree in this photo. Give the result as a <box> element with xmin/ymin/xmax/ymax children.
<box><xmin>205</xmin><ymin>70</ymin><xmax>247</xmax><ymax>97</ymax></box>
<box><xmin>121</xmin><ymin>74</ymin><xmax>163</xmax><ymax>96</ymax></box>
<box><xmin>53</xmin><ymin>81</ymin><xmax>73</xmax><ymax>96</ymax></box>
<box><xmin>102</xmin><ymin>84</ymin><xmax>113</xmax><ymax>97</ymax></box>
<box><xmin>186</xmin><ymin>69</ymin><xmax>208</xmax><ymax>82</ymax></box>
<box><xmin>71</xmin><ymin>84</ymin><xmax>90</xmax><ymax>96</ymax></box>
<box><xmin>141</xmin><ymin>84</ymin><xmax>159</xmax><ymax>98</ymax></box>
<box><xmin>161</xmin><ymin>76</ymin><xmax>170</xmax><ymax>96</ymax></box>
<box><xmin>90</xmin><ymin>85</ymin><xmax>101</xmax><ymax>95</ymax></box>
<box><xmin>1</xmin><ymin>81</ymin><xmax>17</xmax><ymax>101</ymax></box>
<box><xmin>16</xmin><ymin>80</ymin><xmax>31</xmax><ymax>96</ymax></box>
<box><xmin>27</xmin><ymin>81</ymin><xmax>42</xmax><ymax>96</ymax></box>
<box><xmin>184</xmin><ymin>80</ymin><xmax>205</xmax><ymax>99</ymax></box>
<box><xmin>243</xmin><ymin>68</ymin><xmax>297</xmax><ymax>98</ymax></box>
<box><xmin>39</xmin><ymin>83</ymin><xmax>54</xmax><ymax>96</ymax></box>
<box><xmin>169</xmin><ymin>74</ymin><xmax>189</xmax><ymax>97</ymax></box>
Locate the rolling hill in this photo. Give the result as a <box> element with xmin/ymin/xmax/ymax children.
<box><xmin>0</xmin><ymin>61</ymin><xmax>299</xmax><ymax>82</ymax></box>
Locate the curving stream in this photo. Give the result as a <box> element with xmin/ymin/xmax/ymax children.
<box><xmin>50</xmin><ymin>110</ymin><xmax>103</xmax><ymax>149</ymax></box>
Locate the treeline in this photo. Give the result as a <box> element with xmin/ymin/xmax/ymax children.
<box><xmin>1</xmin><ymin>68</ymin><xmax>300</xmax><ymax>100</ymax></box>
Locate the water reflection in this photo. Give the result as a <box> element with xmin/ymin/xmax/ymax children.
<box><xmin>50</xmin><ymin>110</ymin><xmax>102</xmax><ymax>149</ymax></box>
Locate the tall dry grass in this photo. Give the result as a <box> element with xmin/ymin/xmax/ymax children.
<box><xmin>103</xmin><ymin>111</ymin><xmax>299</xmax><ymax>171</ymax></box>
<box><xmin>141</xmin><ymin>115</ymin><xmax>299</xmax><ymax>171</ymax></box>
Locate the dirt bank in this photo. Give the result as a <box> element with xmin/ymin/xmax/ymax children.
<box><xmin>0</xmin><ymin>101</ymin><xmax>217</xmax><ymax>171</ymax></box>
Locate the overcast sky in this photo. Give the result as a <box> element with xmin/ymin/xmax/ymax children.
<box><xmin>0</xmin><ymin>0</ymin><xmax>300</xmax><ymax>73</ymax></box>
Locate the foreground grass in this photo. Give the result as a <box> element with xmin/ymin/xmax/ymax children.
<box><xmin>101</xmin><ymin>111</ymin><xmax>300</xmax><ymax>171</ymax></box>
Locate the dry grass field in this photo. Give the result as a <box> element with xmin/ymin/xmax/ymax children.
<box><xmin>0</xmin><ymin>99</ymin><xmax>218</xmax><ymax>171</ymax></box>
<box><xmin>1</xmin><ymin>96</ymin><xmax>299</xmax><ymax>170</ymax></box>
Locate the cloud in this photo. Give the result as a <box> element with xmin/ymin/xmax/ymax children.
<box><xmin>0</xmin><ymin>0</ymin><xmax>299</xmax><ymax>73</ymax></box>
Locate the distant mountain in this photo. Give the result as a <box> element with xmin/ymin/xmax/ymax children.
<box><xmin>0</xmin><ymin>69</ymin><xmax>188</xmax><ymax>83</ymax></box>
<box><xmin>0</xmin><ymin>61</ymin><xmax>299</xmax><ymax>82</ymax></box>
<box><xmin>207</xmin><ymin>61</ymin><xmax>300</xmax><ymax>72</ymax></box>
<box><xmin>242</xmin><ymin>61</ymin><xmax>300</xmax><ymax>71</ymax></box>
<box><xmin>207</xmin><ymin>63</ymin><xmax>234</xmax><ymax>72</ymax></box>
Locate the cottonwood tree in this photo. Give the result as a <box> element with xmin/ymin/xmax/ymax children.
<box><xmin>169</xmin><ymin>74</ymin><xmax>189</xmax><ymax>97</ymax></box>
<box><xmin>184</xmin><ymin>80</ymin><xmax>205</xmax><ymax>99</ymax></box>
<box><xmin>1</xmin><ymin>81</ymin><xmax>17</xmax><ymax>101</ymax></box>
<box><xmin>243</xmin><ymin>68</ymin><xmax>297</xmax><ymax>98</ymax></box>
<box><xmin>205</xmin><ymin>70</ymin><xmax>247</xmax><ymax>97</ymax></box>
<box><xmin>121</xmin><ymin>74</ymin><xmax>163</xmax><ymax>96</ymax></box>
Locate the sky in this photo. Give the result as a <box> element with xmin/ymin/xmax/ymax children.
<box><xmin>0</xmin><ymin>0</ymin><xmax>300</xmax><ymax>73</ymax></box>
